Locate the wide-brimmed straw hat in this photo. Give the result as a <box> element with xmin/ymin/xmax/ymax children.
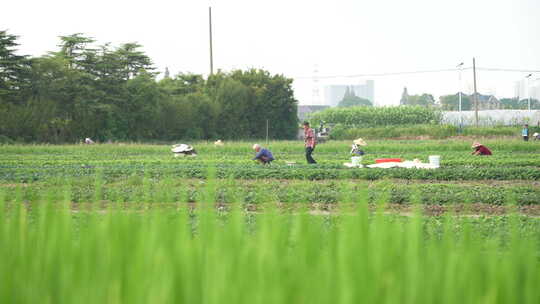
<box><xmin>471</xmin><ymin>142</ymin><xmax>482</xmax><ymax>148</ymax></box>
<box><xmin>353</xmin><ymin>138</ymin><xmax>367</xmax><ymax>146</ymax></box>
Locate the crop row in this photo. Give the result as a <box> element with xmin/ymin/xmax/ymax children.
<box><xmin>3</xmin><ymin>178</ymin><xmax>539</xmax><ymax>206</ymax></box>
<box><xmin>2</xmin><ymin>139</ymin><xmax>539</xmax><ymax>154</ymax></box>
<box><xmin>3</xmin><ymin>154</ymin><xmax>540</xmax><ymax>168</ymax></box>
<box><xmin>2</xmin><ymin>163</ymin><xmax>540</xmax><ymax>182</ymax></box>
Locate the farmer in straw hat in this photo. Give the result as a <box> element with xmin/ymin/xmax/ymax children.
<box><xmin>471</xmin><ymin>142</ymin><xmax>492</xmax><ymax>156</ymax></box>
<box><xmin>171</xmin><ymin>144</ymin><xmax>197</xmax><ymax>157</ymax></box>
<box><xmin>351</xmin><ymin>138</ymin><xmax>366</xmax><ymax>156</ymax></box>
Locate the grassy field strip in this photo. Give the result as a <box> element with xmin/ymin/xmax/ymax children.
<box><xmin>1</xmin><ymin>198</ymin><xmax>539</xmax><ymax>303</ymax></box>
<box><xmin>1</xmin><ymin>141</ymin><xmax>540</xmax><ymax>303</ymax></box>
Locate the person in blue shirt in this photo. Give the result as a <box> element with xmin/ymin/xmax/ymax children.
<box><xmin>252</xmin><ymin>144</ymin><xmax>275</xmax><ymax>164</ymax></box>
<box><xmin>522</xmin><ymin>124</ymin><xmax>529</xmax><ymax>141</ymax></box>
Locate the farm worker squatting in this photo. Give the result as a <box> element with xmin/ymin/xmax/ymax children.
<box><xmin>252</xmin><ymin>144</ymin><xmax>275</xmax><ymax>164</ymax></box>
<box><xmin>303</xmin><ymin>121</ymin><xmax>317</xmax><ymax>164</ymax></box>
<box><xmin>471</xmin><ymin>142</ymin><xmax>492</xmax><ymax>156</ymax></box>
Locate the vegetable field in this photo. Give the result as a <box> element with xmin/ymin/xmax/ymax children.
<box><xmin>308</xmin><ymin>105</ymin><xmax>442</xmax><ymax>127</ymax></box>
<box><xmin>1</xmin><ymin>139</ymin><xmax>539</xmax><ymax>303</ymax></box>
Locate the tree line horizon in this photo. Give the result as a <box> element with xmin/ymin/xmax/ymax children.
<box><xmin>0</xmin><ymin>31</ymin><xmax>298</xmax><ymax>143</ymax></box>
<box><xmin>334</xmin><ymin>85</ymin><xmax>539</xmax><ymax>110</ymax></box>
<box><xmin>398</xmin><ymin>87</ymin><xmax>539</xmax><ymax>110</ymax></box>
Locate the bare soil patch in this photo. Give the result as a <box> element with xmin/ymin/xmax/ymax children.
<box><xmin>61</xmin><ymin>201</ymin><xmax>540</xmax><ymax>217</ymax></box>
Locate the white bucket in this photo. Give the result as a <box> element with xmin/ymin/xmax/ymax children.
<box><xmin>428</xmin><ymin>155</ymin><xmax>440</xmax><ymax>168</ymax></box>
<box><xmin>351</xmin><ymin>156</ymin><xmax>362</xmax><ymax>166</ymax></box>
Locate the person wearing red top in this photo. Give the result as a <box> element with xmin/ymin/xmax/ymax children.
<box><xmin>303</xmin><ymin>122</ymin><xmax>317</xmax><ymax>164</ymax></box>
<box><xmin>471</xmin><ymin>142</ymin><xmax>492</xmax><ymax>155</ymax></box>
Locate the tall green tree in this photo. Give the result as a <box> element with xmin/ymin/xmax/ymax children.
<box><xmin>120</xmin><ymin>72</ymin><xmax>161</xmax><ymax>140</ymax></box>
<box><xmin>56</xmin><ymin>33</ymin><xmax>95</xmax><ymax>69</ymax></box>
<box><xmin>1</xmin><ymin>32</ymin><xmax>299</xmax><ymax>142</ymax></box>
<box><xmin>116</xmin><ymin>43</ymin><xmax>154</xmax><ymax>80</ymax></box>
<box><xmin>159</xmin><ymin>73</ymin><xmax>205</xmax><ymax>96</ymax></box>
<box><xmin>0</xmin><ymin>30</ymin><xmax>31</xmax><ymax>102</ymax></box>
<box><xmin>227</xmin><ymin>69</ymin><xmax>298</xmax><ymax>139</ymax></box>
<box><xmin>439</xmin><ymin>93</ymin><xmax>472</xmax><ymax>111</ymax></box>
<box><xmin>213</xmin><ymin>78</ymin><xmax>251</xmax><ymax>139</ymax></box>
<box><xmin>500</xmin><ymin>97</ymin><xmax>540</xmax><ymax>110</ymax></box>
<box><xmin>406</xmin><ymin>93</ymin><xmax>435</xmax><ymax>107</ymax></box>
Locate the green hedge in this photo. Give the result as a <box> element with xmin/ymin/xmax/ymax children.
<box><xmin>329</xmin><ymin>124</ymin><xmax>521</xmax><ymax>140</ymax></box>
<box><xmin>308</xmin><ymin>106</ymin><xmax>442</xmax><ymax>127</ymax></box>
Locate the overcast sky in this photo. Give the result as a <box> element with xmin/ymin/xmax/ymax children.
<box><xmin>3</xmin><ymin>0</ymin><xmax>540</xmax><ymax>105</ymax></box>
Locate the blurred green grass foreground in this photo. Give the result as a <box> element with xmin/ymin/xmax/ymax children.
<box><xmin>1</xmin><ymin>140</ymin><xmax>539</xmax><ymax>303</ymax></box>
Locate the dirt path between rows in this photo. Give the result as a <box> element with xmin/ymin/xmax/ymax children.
<box><xmin>25</xmin><ymin>201</ymin><xmax>540</xmax><ymax>217</ymax></box>
<box><xmin>292</xmin><ymin>203</ymin><xmax>540</xmax><ymax>217</ymax></box>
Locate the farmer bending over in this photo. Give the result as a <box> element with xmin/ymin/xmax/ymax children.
<box><xmin>471</xmin><ymin>142</ymin><xmax>492</xmax><ymax>156</ymax></box>
<box><xmin>252</xmin><ymin>144</ymin><xmax>274</xmax><ymax>164</ymax></box>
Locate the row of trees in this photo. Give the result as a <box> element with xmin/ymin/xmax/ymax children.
<box><xmin>438</xmin><ymin>94</ymin><xmax>540</xmax><ymax>111</ymax></box>
<box><xmin>399</xmin><ymin>88</ymin><xmax>436</xmax><ymax>107</ymax></box>
<box><xmin>400</xmin><ymin>87</ymin><xmax>539</xmax><ymax>110</ymax></box>
<box><xmin>0</xmin><ymin>31</ymin><xmax>298</xmax><ymax>143</ymax></box>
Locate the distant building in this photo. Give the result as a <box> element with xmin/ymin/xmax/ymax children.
<box><xmin>297</xmin><ymin>105</ymin><xmax>330</xmax><ymax>121</ymax></box>
<box><xmin>324</xmin><ymin>80</ymin><xmax>374</xmax><ymax>107</ymax></box>
<box><xmin>400</xmin><ymin>87</ymin><xmax>409</xmax><ymax>105</ymax></box>
<box><xmin>514</xmin><ymin>79</ymin><xmax>540</xmax><ymax>101</ymax></box>
<box><xmin>514</xmin><ymin>81</ymin><xmax>522</xmax><ymax>99</ymax></box>
<box><xmin>471</xmin><ymin>93</ymin><xmax>501</xmax><ymax>110</ymax></box>
<box><xmin>530</xmin><ymin>82</ymin><xmax>540</xmax><ymax>101</ymax></box>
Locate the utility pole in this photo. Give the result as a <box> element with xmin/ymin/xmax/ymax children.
<box><xmin>266</xmin><ymin>119</ymin><xmax>269</xmax><ymax>145</ymax></box>
<box><xmin>209</xmin><ymin>6</ymin><xmax>214</xmax><ymax>75</ymax></box>
<box><xmin>457</xmin><ymin>62</ymin><xmax>464</xmax><ymax>131</ymax></box>
<box><xmin>473</xmin><ymin>57</ymin><xmax>478</xmax><ymax>126</ymax></box>
<box><xmin>526</xmin><ymin>74</ymin><xmax>532</xmax><ymax>111</ymax></box>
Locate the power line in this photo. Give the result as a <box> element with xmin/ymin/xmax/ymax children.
<box><xmin>295</xmin><ymin>68</ymin><xmax>468</xmax><ymax>79</ymax></box>
<box><xmin>294</xmin><ymin>66</ymin><xmax>540</xmax><ymax>79</ymax></box>
<box><xmin>476</xmin><ymin>67</ymin><xmax>540</xmax><ymax>73</ymax></box>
